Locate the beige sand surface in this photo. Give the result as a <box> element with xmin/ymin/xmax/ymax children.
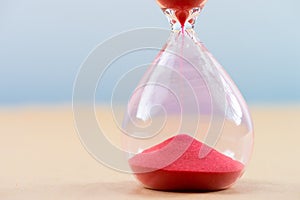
<box><xmin>0</xmin><ymin>105</ymin><xmax>299</xmax><ymax>199</ymax></box>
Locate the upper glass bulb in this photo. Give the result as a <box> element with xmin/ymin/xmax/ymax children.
<box><xmin>157</xmin><ymin>0</ymin><xmax>207</xmax><ymax>28</ymax></box>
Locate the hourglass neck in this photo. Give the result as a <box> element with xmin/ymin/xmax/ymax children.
<box><xmin>170</xmin><ymin>28</ymin><xmax>197</xmax><ymax>41</ymax></box>
<box><xmin>162</xmin><ymin>7</ymin><xmax>202</xmax><ymax>33</ymax></box>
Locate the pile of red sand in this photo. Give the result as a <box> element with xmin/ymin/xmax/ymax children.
<box><xmin>129</xmin><ymin>134</ymin><xmax>244</xmax><ymax>191</ymax></box>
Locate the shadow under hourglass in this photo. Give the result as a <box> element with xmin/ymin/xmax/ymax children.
<box><xmin>7</xmin><ymin>179</ymin><xmax>297</xmax><ymax>200</ymax></box>
<box><xmin>128</xmin><ymin>179</ymin><xmax>297</xmax><ymax>199</ymax></box>
<box><xmin>65</xmin><ymin>179</ymin><xmax>296</xmax><ymax>200</ymax></box>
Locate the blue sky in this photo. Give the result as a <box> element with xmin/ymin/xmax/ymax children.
<box><xmin>0</xmin><ymin>0</ymin><xmax>299</xmax><ymax>105</ymax></box>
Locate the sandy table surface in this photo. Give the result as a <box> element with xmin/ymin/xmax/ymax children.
<box><xmin>0</xmin><ymin>105</ymin><xmax>299</xmax><ymax>199</ymax></box>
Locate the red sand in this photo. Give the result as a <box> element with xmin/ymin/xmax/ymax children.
<box><xmin>129</xmin><ymin>134</ymin><xmax>244</xmax><ymax>191</ymax></box>
<box><xmin>157</xmin><ymin>0</ymin><xmax>207</xmax><ymax>26</ymax></box>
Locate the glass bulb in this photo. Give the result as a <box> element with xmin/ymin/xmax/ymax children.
<box><xmin>122</xmin><ymin>2</ymin><xmax>253</xmax><ymax>191</ymax></box>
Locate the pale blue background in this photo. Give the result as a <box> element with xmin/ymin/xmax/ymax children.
<box><xmin>1</xmin><ymin>0</ymin><xmax>299</xmax><ymax>105</ymax></box>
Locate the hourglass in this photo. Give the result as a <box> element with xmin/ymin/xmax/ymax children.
<box><xmin>122</xmin><ymin>0</ymin><xmax>254</xmax><ymax>191</ymax></box>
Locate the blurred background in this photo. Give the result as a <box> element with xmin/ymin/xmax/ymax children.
<box><xmin>0</xmin><ymin>0</ymin><xmax>299</xmax><ymax>106</ymax></box>
<box><xmin>1</xmin><ymin>2</ymin><xmax>300</xmax><ymax>198</ymax></box>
